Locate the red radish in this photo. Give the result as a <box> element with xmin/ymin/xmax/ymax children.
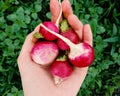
<box><xmin>31</xmin><ymin>0</ymin><xmax>62</xmax><ymax>65</ymax></box>
<box><xmin>39</xmin><ymin>24</ymin><xmax>94</xmax><ymax>67</ymax></box>
<box><xmin>68</xmin><ymin>43</ymin><xmax>94</xmax><ymax>67</ymax></box>
<box><xmin>57</xmin><ymin>29</ymin><xmax>79</xmax><ymax>50</ymax></box>
<box><xmin>39</xmin><ymin>21</ymin><xmax>59</xmax><ymax>41</ymax></box>
<box><xmin>39</xmin><ymin>0</ymin><xmax>62</xmax><ymax>41</ymax></box>
<box><xmin>31</xmin><ymin>41</ymin><xmax>59</xmax><ymax>65</ymax></box>
<box><xmin>50</xmin><ymin>60</ymin><xmax>73</xmax><ymax>85</ymax></box>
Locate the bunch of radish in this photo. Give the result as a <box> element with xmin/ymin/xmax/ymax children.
<box><xmin>30</xmin><ymin>0</ymin><xmax>94</xmax><ymax>85</ymax></box>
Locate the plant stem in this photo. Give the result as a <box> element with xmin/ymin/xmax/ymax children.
<box><xmin>55</xmin><ymin>0</ymin><xmax>62</xmax><ymax>27</ymax></box>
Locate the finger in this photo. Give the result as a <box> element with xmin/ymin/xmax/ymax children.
<box><xmin>83</xmin><ymin>24</ymin><xmax>93</xmax><ymax>46</ymax></box>
<box><xmin>62</xmin><ymin>0</ymin><xmax>73</xmax><ymax>18</ymax></box>
<box><xmin>67</xmin><ymin>14</ymin><xmax>83</xmax><ymax>40</ymax></box>
<box><xmin>50</xmin><ymin>0</ymin><xmax>61</xmax><ymax>23</ymax></box>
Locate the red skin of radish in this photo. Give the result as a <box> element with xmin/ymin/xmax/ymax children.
<box><xmin>31</xmin><ymin>41</ymin><xmax>59</xmax><ymax>65</ymax></box>
<box><xmin>57</xmin><ymin>29</ymin><xmax>79</xmax><ymax>50</ymax></box>
<box><xmin>50</xmin><ymin>61</ymin><xmax>73</xmax><ymax>79</ymax></box>
<box><xmin>39</xmin><ymin>21</ymin><xmax>59</xmax><ymax>41</ymax></box>
<box><xmin>68</xmin><ymin>43</ymin><xmax>94</xmax><ymax>67</ymax></box>
<box><xmin>40</xmin><ymin>24</ymin><xmax>94</xmax><ymax>67</ymax></box>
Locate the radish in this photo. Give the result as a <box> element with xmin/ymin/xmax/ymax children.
<box><xmin>39</xmin><ymin>0</ymin><xmax>62</xmax><ymax>41</ymax></box>
<box><xmin>31</xmin><ymin>0</ymin><xmax>62</xmax><ymax>65</ymax></box>
<box><xmin>50</xmin><ymin>60</ymin><xmax>73</xmax><ymax>85</ymax></box>
<box><xmin>57</xmin><ymin>29</ymin><xmax>79</xmax><ymax>50</ymax></box>
<box><xmin>31</xmin><ymin>41</ymin><xmax>59</xmax><ymax>65</ymax></box>
<box><xmin>39</xmin><ymin>21</ymin><xmax>59</xmax><ymax>41</ymax></box>
<box><xmin>68</xmin><ymin>42</ymin><xmax>94</xmax><ymax>67</ymax></box>
<box><xmin>39</xmin><ymin>24</ymin><xmax>94</xmax><ymax>67</ymax></box>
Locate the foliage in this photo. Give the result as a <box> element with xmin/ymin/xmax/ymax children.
<box><xmin>0</xmin><ymin>0</ymin><xmax>120</xmax><ymax>96</ymax></box>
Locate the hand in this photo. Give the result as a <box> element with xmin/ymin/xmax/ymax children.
<box><xmin>17</xmin><ymin>0</ymin><xmax>93</xmax><ymax>96</ymax></box>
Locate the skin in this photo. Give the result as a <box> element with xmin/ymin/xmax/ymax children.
<box><xmin>17</xmin><ymin>0</ymin><xmax>93</xmax><ymax>96</ymax></box>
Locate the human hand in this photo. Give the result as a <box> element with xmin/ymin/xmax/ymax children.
<box><xmin>17</xmin><ymin>0</ymin><xmax>93</xmax><ymax>96</ymax></box>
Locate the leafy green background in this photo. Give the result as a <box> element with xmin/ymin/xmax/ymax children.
<box><xmin>0</xmin><ymin>0</ymin><xmax>120</xmax><ymax>96</ymax></box>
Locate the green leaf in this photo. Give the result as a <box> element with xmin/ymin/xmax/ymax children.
<box><xmin>110</xmin><ymin>45</ymin><xmax>115</xmax><ymax>55</ymax></box>
<box><xmin>74</xmin><ymin>0</ymin><xmax>81</xmax><ymax>16</ymax></box>
<box><xmin>88</xmin><ymin>7</ymin><xmax>95</xmax><ymax>13</ymax></box>
<box><xmin>14</xmin><ymin>0</ymin><xmax>19</xmax><ymax>5</ymax></box>
<box><xmin>7</xmin><ymin>14</ymin><xmax>17</xmax><ymax>22</ymax></box>
<box><xmin>112</xmin><ymin>23</ymin><xmax>117</xmax><ymax>35</ymax></box>
<box><xmin>12</xmin><ymin>23</ymin><xmax>20</xmax><ymax>32</ymax></box>
<box><xmin>14</xmin><ymin>39</ymin><xmax>20</xmax><ymax>46</ymax></box>
<box><xmin>35</xmin><ymin>4</ymin><xmax>42</xmax><ymax>12</ymax></box>
<box><xmin>7</xmin><ymin>93</ymin><xmax>14</xmax><ymax>96</ymax></box>
<box><xmin>103</xmin><ymin>37</ymin><xmax>119</xmax><ymax>42</ymax></box>
<box><xmin>24</xmin><ymin>9</ymin><xmax>31</xmax><ymax>15</ymax></box>
<box><xmin>31</xmin><ymin>13</ymin><xmax>38</xmax><ymax>19</ymax></box>
<box><xmin>69</xmin><ymin>0</ymin><xmax>73</xmax><ymax>5</ymax></box>
<box><xmin>96</xmin><ymin>7</ymin><xmax>103</xmax><ymax>14</ymax></box>
<box><xmin>5</xmin><ymin>25</ymin><xmax>13</xmax><ymax>33</ymax></box>
<box><xmin>0</xmin><ymin>16</ymin><xmax>5</xmax><ymax>23</ymax></box>
<box><xmin>16</xmin><ymin>7</ymin><xmax>25</xmax><ymax>21</ymax></box>
<box><xmin>8</xmin><ymin>44</ymin><xmax>15</xmax><ymax>53</ymax></box>
<box><xmin>0</xmin><ymin>31</ymin><xmax>7</xmax><ymax>40</ymax></box>
<box><xmin>95</xmin><ymin>35</ymin><xmax>102</xmax><ymax>43</ymax></box>
<box><xmin>24</xmin><ymin>15</ymin><xmax>31</xmax><ymax>24</ymax></box>
<box><xmin>95</xmin><ymin>80</ymin><xmax>102</xmax><ymax>88</ymax></box>
<box><xmin>112</xmin><ymin>53</ymin><xmax>120</xmax><ymax>64</ymax></box>
<box><xmin>16</xmin><ymin>7</ymin><xmax>24</xmax><ymax>15</ymax></box>
<box><xmin>18</xmin><ymin>90</ymin><xmax>24</xmax><ymax>96</ymax></box>
<box><xmin>16</xmin><ymin>20</ymin><xmax>27</xmax><ymax>28</ymax></box>
<box><xmin>84</xmin><ymin>14</ymin><xmax>90</xmax><ymax>20</ymax></box>
<box><xmin>97</xmin><ymin>26</ymin><xmax>105</xmax><ymax>34</ymax></box>
<box><xmin>46</xmin><ymin>12</ymin><xmax>51</xmax><ymax>19</ymax></box>
<box><xmin>89</xmin><ymin>18</ymin><xmax>98</xmax><ymax>33</ymax></box>
<box><xmin>11</xmin><ymin>86</ymin><xmax>18</xmax><ymax>92</ymax></box>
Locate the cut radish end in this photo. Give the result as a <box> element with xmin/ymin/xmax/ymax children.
<box><xmin>68</xmin><ymin>43</ymin><xmax>94</xmax><ymax>67</ymax></box>
<box><xmin>31</xmin><ymin>41</ymin><xmax>59</xmax><ymax>65</ymax></box>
